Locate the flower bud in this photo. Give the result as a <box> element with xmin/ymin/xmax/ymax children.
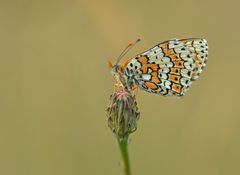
<box><xmin>106</xmin><ymin>90</ymin><xmax>140</xmax><ymax>138</ymax></box>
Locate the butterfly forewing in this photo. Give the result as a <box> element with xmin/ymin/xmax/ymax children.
<box><xmin>124</xmin><ymin>38</ymin><xmax>208</xmax><ymax>96</ymax></box>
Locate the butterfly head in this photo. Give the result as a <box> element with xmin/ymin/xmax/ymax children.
<box><xmin>108</xmin><ymin>39</ymin><xmax>141</xmax><ymax>89</ymax></box>
<box><xmin>108</xmin><ymin>61</ymin><xmax>123</xmax><ymax>75</ymax></box>
<box><xmin>108</xmin><ymin>61</ymin><xmax>125</xmax><ymax>82</ymax></box>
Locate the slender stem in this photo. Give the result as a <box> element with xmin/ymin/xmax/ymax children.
<box><xmin>116</xmin><ymin>135</ymin><xmax>131</xmax><ymax>175</ymax></box>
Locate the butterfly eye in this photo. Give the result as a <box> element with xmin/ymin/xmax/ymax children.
<box><xmin>112</xmin><ymin>65</ymin><xmax>123</xmax><ymax>73</ymax></box>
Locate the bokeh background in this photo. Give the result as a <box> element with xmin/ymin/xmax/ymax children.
<box><xmin>0</xmin><ymin>0</ymin><xmax>240</xmax><ymax>175</ymax></box>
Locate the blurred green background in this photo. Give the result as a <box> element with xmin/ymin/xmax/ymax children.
<box><xmin>0</xmin><ymin>0</ymin><xmax>240</xmax><ymax>175</ymax></box>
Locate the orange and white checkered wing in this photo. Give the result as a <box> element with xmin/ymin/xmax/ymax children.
<box><xmin>124</xmin><ymin>38</ymin><xmax>208</xmax><ymax>96</ymax></box>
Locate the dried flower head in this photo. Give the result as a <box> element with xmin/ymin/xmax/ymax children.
<box><xmin>106</xmin><ymin>90</ymin><xmax>140</xmax><ymax>138</ymax></box>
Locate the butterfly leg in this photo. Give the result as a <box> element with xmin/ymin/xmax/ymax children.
<box><xmin>113</xmin><ymin>74</ymin><xmax>125</xmax><ymax>91</ymax></box>
<box><xmin>130</xmin><ymin>86</ymin><xmax>139</xmax><ymax>98</ymax></box>
<box><xmin>114</xmin><ymin>82</ymin><xmax>124</xmax><ymax>91</ymax></box>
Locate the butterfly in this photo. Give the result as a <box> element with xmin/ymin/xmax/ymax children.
<box><xmin>109</xmin><ymin>38</ymin><xmax>208</xmax><ymax>96</ymax></box>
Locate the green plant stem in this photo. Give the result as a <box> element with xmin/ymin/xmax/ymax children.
<box><xmin>116</xmin><ymin>135</ymin><xmax>131</xmax><ymax>175</ymax></box>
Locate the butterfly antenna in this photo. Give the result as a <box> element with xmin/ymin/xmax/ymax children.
<box><xmin>116</xmin><ymin>38</ymin><xmax>141</xmax><ymax>64</ymax></box>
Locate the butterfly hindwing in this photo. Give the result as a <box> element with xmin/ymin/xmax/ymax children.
<box><xmin>124</xmin><ymin>38</ymin><xmax>208</xmax><ymax>96</ymax></box>
<box><xmin>180</xmin><ymin>38</ymin><xmax>208</xmax><ymax>80</ymax></box>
